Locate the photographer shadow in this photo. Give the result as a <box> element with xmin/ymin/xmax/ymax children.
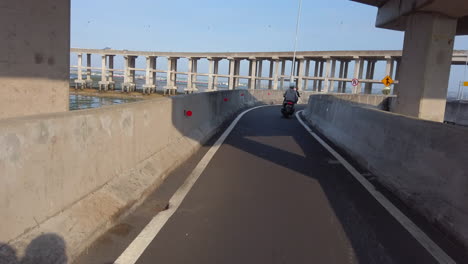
<box><xmin>0</xmin><ymin>233</ymin><xmax>67</xmax><ymax>264</ymax></box>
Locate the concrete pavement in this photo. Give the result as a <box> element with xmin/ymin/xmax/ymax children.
<box><xmin>75</xmin><ymin>106</ymin><xmax>464</xmax><ymax>264</ymax></box>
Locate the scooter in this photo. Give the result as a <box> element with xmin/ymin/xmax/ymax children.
<box><xmin>281</xmin><ymin>100</ymin><xmax>296</xmax><ymax>118</ymax></box>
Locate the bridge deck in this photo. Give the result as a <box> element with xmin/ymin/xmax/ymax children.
<box><xmin>75</xmin><ymin>106</ymin><xmax>462</xmax><ymax>264</ymax></box>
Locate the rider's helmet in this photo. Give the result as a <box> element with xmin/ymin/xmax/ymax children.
<box><xmin>289</xmin><ymin>82</ymin><xmax>296</xmax><ymax>89</ymax></box>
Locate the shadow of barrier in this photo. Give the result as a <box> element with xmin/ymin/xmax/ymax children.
<box><xmin>303</xmin><ymin>93</ymin><xmax>468</xmax><ymax>251</ymax></box>
<box><xmin>0</xmin><ymin>89</ymin><xmax>314</xmax><ymax>262</ymax></box>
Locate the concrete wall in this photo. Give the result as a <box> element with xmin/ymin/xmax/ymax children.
<box><xmin>0</xmin><ymin>89</ymin><xmax>307</xmax><ymax>261</ymax></box>
<box><xmin>0</xmin><ymin>0</ymin><xmax>70</xmax><ymax>119</ymax></box>
<box><xmin>445</xmin><ymin>100</ymin><xmax>468</xmax><ymax>126</ymax></box>
<box><xmin>303</xmin><ymin>94</ymin><xmax>468</xmax><ymax>249</ymax></box>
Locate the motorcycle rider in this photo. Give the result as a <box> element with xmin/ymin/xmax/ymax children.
<box><xmin>283</xmin><ymin>82</ymin><xmax>300</xmax><ymax>106</ymax></box>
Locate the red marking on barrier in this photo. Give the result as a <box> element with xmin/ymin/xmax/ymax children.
<box><xmin>224</xmin><ymin>98</ymin><xmax>229</xmax><ymax>102</ymax></box>
<box><xmin>185</xmin><ymin>110</ymin><xmax>193</xmax><ymax>117</ymax></box>
<box><xmin>241</xmin><ymin>93</ymin><xmax>244</xmax><ymax>96</ymax></box>
<box><xmin>268</xmin><ymin>93</ymin><xmax>271</xmax><ymax>95</ymax></box>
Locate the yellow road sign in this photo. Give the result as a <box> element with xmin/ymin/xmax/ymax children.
<box><xmin>463</xmin><ymin>81</ymin><xmax>468</xmax><ymax>86</ymax></box>
<box><xmin>381</xmin><ymin>75</ymin><xmax>394</xmax><ymax>86</ymax></box>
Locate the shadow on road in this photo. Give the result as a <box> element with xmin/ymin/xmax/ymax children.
<box><xmin>0</xmin><ymin>233</ymin><xmax>67</xmax><ymax>264</ymax></box>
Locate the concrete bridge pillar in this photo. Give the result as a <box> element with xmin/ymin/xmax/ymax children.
<box><xmin>393</xmin><ymin>59</ymin><xmax>401</xmax><ymax>95</ymax></box>
<box><xmin>186</xmin><ymin>57</ymin><xmax>193</xmax><ymax>93</ymax></box>
<box><xmin>341</xmin><ymin>61</ymin><xmax>350</xmax><ymax>93</ymax></box>
<box><xmin>74</xmin><ymin>53</ymin><xmax>85</xmax><ymax>89</ymax></box>
<box><xmin>337</xmin><ymin>61</ymin><xmax>350</xmax><ymax>93</ymax></box>
<box><xmin>248</xmin><ymin>58</ymin><xmax>257</xmax><ymax>90</ymax></box>
<box><xmin>324</xmin><ymin>58</ymin><xmax>336</xmax><ymax>93</ymax></box>
<box><xmin>364</xmin><ymin>60</ymin><xmax>376</xmax><ymax>94</ymax></box>
<box><xmin>192</xmin><ymin>58</ymin><xmax>199</xmax><ymax>92</ymax></box>
<box><xmin>257</xmin><ymin>59</ymin><xmax>263</xmax><ymax>89</ymax></box>
<box><xmin>317</xmin><ymin>60</ymin><xmax>325</xmax><ymax>92</ymax></box>
<box><xmin>108</xmin><ymin>55</ymin><xmax>115</xmax><ymax>90</ymax></box>
<box><xmin>185</xmin><ymin>57</ymin><xmax>199</xmax><ymax>93</ymax></box>
<box><xmin>337</xmin><ymin>60</ymin><xmax>345</xmax><ymax>92</ymax></box>
<box><xmin>385</xmin><ymin>57</ymin><xmax>394</xmax><ymax>79</ymax></box>
<box><xmin>123</xmin><ymin>56</ymin><xmax>137</xmax><ymax>92</ymax></box>
<box><xmin>280</xmin><ymin>59</ymin><xmax>286</xmax><ymax>89</ymax></box>
<box><xmin>395</xmin><ymin>13</ymin><xmax>457</xmax><ymax>122</ymax></box>
<box><xmin>268</xmin><ymin>60</ymin><xmax>274</xmax><ymax>89</ymax></box>
<box><xmin>228</xmin><ymin>57</ymin><xmax>235</xmax><ymax>90</ymax></box>
<box><xmin>98</xmin><ymin>55</ymin><xmax>108</xmax><ymax>91</ymax></box>
<box><xmin>143</xmin><ymin>56</ymin><xmax>156</xmax><ymax>94</ymax></box>
<box><xmin>272</xmin><ymin>58</ymin><xmax>280</xmax><ymax>90</ymax></box>
<box><xmin>313</xmin><ymin>60</ymin><xmax>319</xmax><ymax>91</ymax></box>
<box><xmin>77</xmin><ymin>53</ymin><xmax>83</xmax><ymax>81</ymax></box>
<box><xmin>86</xmin><ymin>54</ymin><xmax>93</xmax><ymax>88</ymax></box>
<box><xmin>165</xmin><ymin>57</ymin><xmax>178</xmax><ymax>95</ymax></box>
<box><xmin>234</xmin><ymin>59</ymin><xmax>241</xmax><ymax>88</ymax></box>
<box><xmin>304</xmin><ymin>59</ymin><xmax>311</xmax><ymax>91</ymax></box>
<box><xmin>130</xmin><ymin>56</ymin><xmax>137</xmax><ymax>90</ymax></box>
<box><xmin>353</xmin><ymin>57</ymin><xmax>364</xmax><ymax>93</ymax></box>
<box><xmin>296</xmin><ymin>58</ymin><xmax>305</xmax><ymax>91</ymax></box>
<box><xmin>213</xmin><ymin>59</ymin><xmax>220</xmax><ymax>90</ymax></box>
<box><xmin>207</xmin><ymin>57</ymin><xmax>214</xmax><ymax>91</ymax></box>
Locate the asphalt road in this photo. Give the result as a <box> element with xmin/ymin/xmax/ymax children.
<box><xmin>75</xmin><ymin>105</ymin><xmax>463</xmax><ymax>264</ymax></box>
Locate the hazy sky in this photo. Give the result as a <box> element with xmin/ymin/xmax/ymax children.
<box><xmin>71</xmin><ymin>0</ymin><xmax>468</xmax><ymax>51</ymax></box>
<box><xmin>71</xmin><ymin>0</ymin><xmax>468</xmax><ymax>94</ymax></box>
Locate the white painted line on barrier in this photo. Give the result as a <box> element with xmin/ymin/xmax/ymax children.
<box><xmin>114</xmin><ymin>105</ymin><xmax>269</xmax><ymax>264</ymax></box>
<box><xmin>295</xmin><ymin>110</ymin><xmax>455</xmax><ymax>264</ymax></box>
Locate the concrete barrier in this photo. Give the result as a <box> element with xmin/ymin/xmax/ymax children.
<box><xmin>0</xmin><ymin>89</ymin><xmax>301</xmax><ymax>261</ymax></box>
<box><xmin>303</xmin><ymin>94</ymin><xmax>468</xmax><ymax>249</ymax></box>
<box><xmin>445</xmin><ymin>100</ymin><xmax>468</xmax><ymax>126</ymax></box>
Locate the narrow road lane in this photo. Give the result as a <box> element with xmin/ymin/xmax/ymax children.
<box><xmin>132</xmin><ymin>106</ymin><xmax>438</xmax><ymax>264</ymax></box>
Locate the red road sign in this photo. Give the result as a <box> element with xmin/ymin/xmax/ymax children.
<box><xmin>351</xmin><ymin>78</ymin><xmax>359</xmax><ymax>87</ymax></box>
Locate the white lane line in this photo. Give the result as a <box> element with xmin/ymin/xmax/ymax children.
<box><xmin>295</xmin><ymin>110</ymin><xmax>455</xmax><ymax>264</ymax></box>
<box><xmin>114</xmin><ymin>105</ymin><xmax>269</xmax><ymax>264</ymax></box>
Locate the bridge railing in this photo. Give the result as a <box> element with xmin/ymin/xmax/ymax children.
<box><xmin>69</xmin><ymin>48</ymin><xmax>468</xmax><ymax>95</ymax></box>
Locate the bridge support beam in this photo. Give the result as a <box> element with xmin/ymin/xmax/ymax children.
<box><xmin>272</xmin><ymin>59</ymin><xmax>280</xmax><ymax>90</ymax></box>
<box><xmin>234</xmin><ymin>59</ymin><xmax>241</xmax><ymax>88</ymax></box>
<box><xmin>165</xmin><ymin>57</ymin><xmax>178</xmax><ymax>95</ymax></box>
<box><xmin>395</xmin><ymin>13</ymin><xmax>457</xmax><ymax>122</ymax></box>
<box><xmin>296</xmin><ymin>58</ymin><xmax>305</xmax><ymax>91</ymax></box>
<box><xmin>98</xmin><ymin>55</ymin><xmax>108</xmax><ymax>91</ymax></box>
<box><xmin>280</xmin><ymin>59</ymin><xmax>286</xmax><ymax>89</ymax></box>
<box><xmin>393</xmin><ymin>59</ymin><xmax>401</xmax><ymax>95</ymax></box>
<box><xmin>337</xmin><ymin>60</ymin><xmax>345</xmax><ymax>93</ymax></box>
<box><xmin>353</xmin><ymin>58</ymin><xmax>364</xmax><ymax>94</ymax></box>
<box><xmin>213</xmin><ymin>59</ymin><xmax>219</xmax><ymax>90</ymax></box>
<box><xmin>324</xmin><ymin>58</ymin><xmax>336</xmax><ymax>93</ymax></box>
<box><xmin>74</xmin><ymin>53</ymin><xmax>85</xmax><ymax>89</ymax></box>
<box><xmin>317</xmin><ymin>60</ymin><xmax>325</xmax><ymax>92</ymax></box>
<box><xmin>228</xmin><ymin>58</ymin><xmax>235</xmax><ymax>90</ymax></box>
<box><xmin>207</xmin><ymin>58</ymin><xmax>214</xmax><ymax>91</ymax></box>
<box><xmin>364</xmin><ymin>60</ymin><xmax>376</xmax><ymax>94</ymax></box>
<box><xmin>304</xmin><ymin>59</ymin><xmax>311</xmax><ymax>91</ymax></box>
<box><xmin>342</xmin><ymin>61</ymin><xmax>349</xmax><ymax>93</ymax></box>
<box><xmin>268</xmin><ymin>60</ymin><xmax>274</xmax><ymax>89</ymax></box>
<box><xmin>86</xmin><ymin>54</ymin><xmax>93</xmax><ymax>88</ymax></box>
<box><xmin>123</xmin><ymin>56</ymin><xmax>137</xmax><ymax>93</ymax></box>
<box><xmin>249</xmin><ymin>58</ymin><xmax>257</xmax><ymax>90</ymax></box>
<box><xmin>313</xmin><ymin>60</ymin><xmax>319</xmax><ymax>91</ymax></box>
<box><xmin>143</xmin><ymin>56</ymin><xmax>156</xmax><ymax>94</ymax></box>
<box><xmin>186</xmin><ymin>57</ymin><xmax>194</xmax><ymax>93</ymax></box>
<box><xmin>256</xmin><ymin>60</ymin><xmax>263</xmax><ymax>89</ymax></box>
<box><xmin>108</xmin><ymin>55</ymin><xmax>115</xmax><ymax>90</ymax></box>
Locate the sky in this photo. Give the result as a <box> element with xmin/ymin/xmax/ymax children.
<box><xmin>71</xmin><ymin>0</ymin><xmax>468</xmax><ymax>95</ymax></box>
